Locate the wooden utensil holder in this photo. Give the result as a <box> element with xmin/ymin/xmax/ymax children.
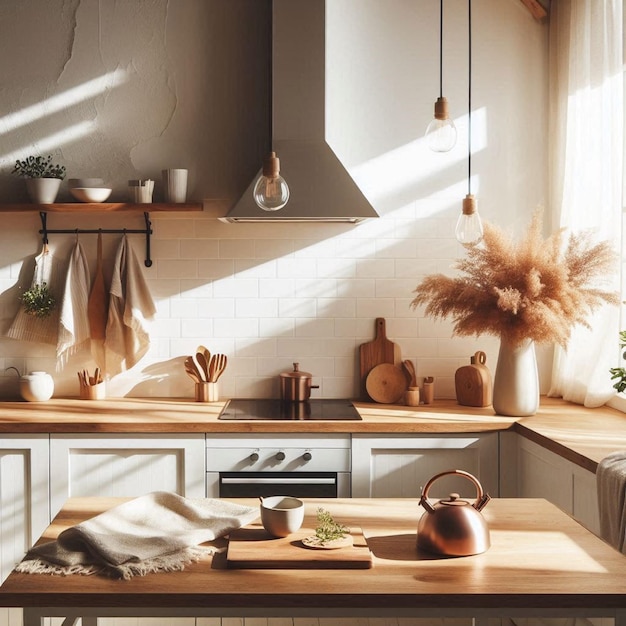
<box><xmin>80</xmin><ymin>382</ymin><xmax>106</xmax><ymax>400</ymax></box>
<box><xmin>195</xmin><ymin>382</ymin><xmax>218</xmax><ymax>402</ymax></box>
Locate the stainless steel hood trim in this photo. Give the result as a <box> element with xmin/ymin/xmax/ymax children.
<box><xmin>221</xmin><ymin>0</ymin><xmax>378</xmax><ymax>224</ymax></box>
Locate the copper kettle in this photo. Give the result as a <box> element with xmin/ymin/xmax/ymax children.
<box><xmin>417</xmin><ymin>469</ymin><xmax>491</xmax><ymax>556</ymax></box>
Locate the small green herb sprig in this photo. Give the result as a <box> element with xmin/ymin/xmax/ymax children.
<box><xmin>314</xmin><ymin>508</ymin><xmax>348</xmax><ymax>544</ymax></box>
<box><xmin>20</xmin><ymin>282</ymin><xmax>56</xmax><ymax>318</ymax></box>
<box><xmin>12</xmin><ymin>155</ymin><xmax>66</xmax><ymax>179</ymax></box>
<box><xmin>610</xmin><ymin>330</ymin><xmax>626</xmax><ymax>393</ymax></box>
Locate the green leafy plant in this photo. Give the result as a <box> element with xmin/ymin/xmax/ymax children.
<box><xmin>314</xmin><ymin>508</ymin><xmax>348</xmax><ymax>544</ymax></box>
<box><xmin>12</xmin><ymin>155</ymin><xmax>66</xmax><ymax>179</ymax></box>
<box><xmin>20</xmin><ymin>282</ymin><xmax>56</xmax><ymax>318</ymax></box>
<box><xmin>610</xmin><ymin>330</ymin><xmax>626</xmax><ymax>393</ymax></box>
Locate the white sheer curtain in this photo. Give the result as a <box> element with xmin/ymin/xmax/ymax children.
<box><xmin>548</xmin><ymin>0</ymin><xmax>624</xmax><ymax>407</ymax></box>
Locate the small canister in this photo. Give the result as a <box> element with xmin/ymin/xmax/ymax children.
<box><xmin>405</xmin><ymin>386</ymin><xmax>420</xmax><ymax>407</ymax></box>
<box><xmin>279</xmin><ymin>363</ymin><xmax>320</xmax><ymax>402</ymax></box>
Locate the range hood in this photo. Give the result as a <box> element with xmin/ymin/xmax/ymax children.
<box><xmin>221</xmin><ymin>0</ymin><xmax>378</xmax><ymax>224</ymax></box>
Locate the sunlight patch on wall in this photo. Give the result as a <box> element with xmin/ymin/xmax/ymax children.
<box><xmin>349</xmin><ymin>108</ymin><xmax>488</xmax><ymax>210</ymax></box>
<box><xmin>2</xmin><ymin>121</ymin><xmax>97</xmax><ymax>164</ymax></box>
<box><xmin>0</xmin><ymin>70</ymin><xmax>127</xmax><ymax>137</ymax></box>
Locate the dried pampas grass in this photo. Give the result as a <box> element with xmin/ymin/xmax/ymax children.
<box><xmin>411</xmin><ymin>211</ymin><xmax>619</xmax><ymax>348</ymax></box>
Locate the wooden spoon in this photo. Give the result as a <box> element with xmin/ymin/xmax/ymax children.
<box><xmin>191</xmin><ymin>353</ymin><xmax>206</xmax><ymax>382</ymax></box>
<box><xmin>198</xmin><ymin>345</ymin><xmax>211</xmax><ymax>367</ymax></box>
<box><xmin>196</xmin><ymin>352</ymin><xmax>209</xmax><ymax>381</ymax></box>
<box><xmin>402</xmin><ymin>359</ymin><xmax>417</xmax><ymax>387</ymax></box>
<box><xmin>185</xmin><ymin>356</ymin><xmax>204</xmax><ymax>383</ymax></box>
<box><xmin>208</xmin><ymin>354</ymin><xmax>217</xmax><ymax>382</ymax></box>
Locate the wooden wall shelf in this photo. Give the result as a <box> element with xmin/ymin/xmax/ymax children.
<box><xmin>0</xmin><ymin>203</ymin><xmax>203</xmax><ymax>213</ymax></box>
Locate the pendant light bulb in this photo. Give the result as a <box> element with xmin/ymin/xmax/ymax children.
<box><xmin>455</xmin><ymin>194</ymin><xmax>483</xmax><ymax>245</ymax></box>
<box><xmin>253</xmin><ymin>151</ymin><xmax>290</xmax><ymax>212</ymax></box>
<box><xmin>425</xmin><ymin>97</ymin><xmax>457</xmax><ymax>153</ymax></box>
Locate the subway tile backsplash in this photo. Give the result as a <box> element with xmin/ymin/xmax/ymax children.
<box><xmin>0</xmin><ymin>211</ymin><xmax>497</xmax><ymax>402</ymax></box>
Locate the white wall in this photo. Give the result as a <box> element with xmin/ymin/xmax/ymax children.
<box><xmin>0</xmin><ymin>0</ymin><xmax>549</xmax><ymax>401</ymax></box>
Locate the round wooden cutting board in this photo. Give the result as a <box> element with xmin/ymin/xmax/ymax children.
<box><xmin>365</xmin><ymin>363</ymin><xmax>408</xmax><ymax>404</ymax></box>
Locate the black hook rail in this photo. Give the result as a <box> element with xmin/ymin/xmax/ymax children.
<box><xmin>38</xmin><ymin>211</ymin><xmax>153</xmax><ymax>267</ymax></box>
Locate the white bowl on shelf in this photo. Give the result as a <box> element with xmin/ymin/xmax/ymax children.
<box><xmin>68</xmin><ymin>178</ymin><xmax>104</xmax><ymax>189</ymax></box>
<box><xmin>70</xmin><ymin>187</ymin><xmax>112</xmax><ymax>203</ymax></box>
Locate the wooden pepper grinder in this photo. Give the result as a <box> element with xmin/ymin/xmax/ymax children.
<box><xmin>455</xmin><ymin>351</ymin><xmax>492</xmax><ymax>407</ymax></box>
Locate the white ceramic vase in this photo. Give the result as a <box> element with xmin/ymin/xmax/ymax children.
<box><xmin>26</xmin><ymin>177</ymin><xmax>62</xmax><ymax>204</ymax></box>
<box><xmin>492</xmin><ymin>336</ymin><xmax>539</xmax><ymax>417</ymax></box>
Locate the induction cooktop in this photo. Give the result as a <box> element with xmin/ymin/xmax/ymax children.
<box><xmin>218</xmin><ymin>398</ymin><xmax>362</xmax><ymax>421</ymax></box>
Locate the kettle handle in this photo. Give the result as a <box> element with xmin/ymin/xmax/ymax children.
<box><xmin>419</xmin><ymin>469</ymin><xmax>491</xmax><ymax>514</ymax></box>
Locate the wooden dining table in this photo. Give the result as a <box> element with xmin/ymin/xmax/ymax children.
<box><xmin>2</xmin><ymin>496</ymin><xmax>626</xmax><ymax>626</ymax></box>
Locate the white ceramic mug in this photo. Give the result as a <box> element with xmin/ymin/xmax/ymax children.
<box><xmin>162</xmin><ymin>168</ymin><xmax>188</xmax><ymax>203</ymax></box>
<box><xmin>260</xmin><ymin>496</ymin><xmax>304</xmax><ymax>537</ymax></box>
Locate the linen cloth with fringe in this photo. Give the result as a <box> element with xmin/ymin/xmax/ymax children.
<box><xmin>104</xmin><ymin>235</ymin><xmax>156</xmax><ymax>375</ymax></box>
<box><xmin>56</xmin><ymin>239</ymin><xmax>91</xmax><ymax>367</ymax></box>
<box><xmin>16</xmin><ymin>491</ymin><xmax>258</xmax><ymax>579</ymax></box>
<box><xmin>596</xmin><ymin>450</ymin><xmax>626</xmax><ymax>553</ymax></box>
<box><xmin>5</xmin><ymin>245</ymin><xmax>62</xmax><ymax>345</ymax></box>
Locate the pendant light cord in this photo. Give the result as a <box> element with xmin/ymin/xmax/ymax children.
<box><xmin>467</xmin><ymin>0</ymin><xmax>472</xmax><ymax>195</ymax></box>
<box><xmin>268</xmin><ymin>0</ymin><xmax>274</xmax><ymax>151</ymax></box>
<box><xmin>439</xmin><ymin>0</ymin><xmax>443</xmax><ymax>99</ymax></box>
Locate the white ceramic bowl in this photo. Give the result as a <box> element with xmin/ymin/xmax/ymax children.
<box><xmin>260</xmin><ymin>496</ymin><xmax>304</xmax><ymax>537</ymax></box>
<box><xmin>70</xmin><ymin>187</ymin><xmax>112</xmax><ymax>203</ymax></box>
<box><xmin>68</xmin><ymin>178</ymin><xmax>104</xmax><ymax>189</ymax></box>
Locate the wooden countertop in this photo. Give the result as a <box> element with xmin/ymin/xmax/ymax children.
<box><xmin>0</xmin><ymin>396</ymin><xmax>625</xmax><ymax>472</ymax></box>
<box><xmin>2</xmin><ymin>496</ymin><xmax>626</xmax><ymax>615</ymax></box>
<box><xmin>0</xmin><ymin>397</ymin><xmax>515</xmax><ymax>433</ymax></box>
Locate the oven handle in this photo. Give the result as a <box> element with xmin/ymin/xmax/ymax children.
<box><xmin>221</xmin><ymin>477</ymin><xmax>336</xmax><ymax>485</ymax></box>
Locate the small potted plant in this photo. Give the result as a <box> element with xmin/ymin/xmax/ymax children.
<box><xmin>12</xmin><ymin>154</ymin><xmax>66</xmax><ymax>204</ymax></box>
<box><xmin>610</xmin><ymin>330</ymin><xmax>626</xmax><ymax>393</ymax></box>
<box><xmin>20</xmin><ymin>282</ymin><xmax>56</xmax><ymax>318</ymax></box>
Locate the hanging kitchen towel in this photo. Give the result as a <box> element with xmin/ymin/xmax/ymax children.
<box><xmin>5</xmin><ymin>244</ymin><xmax>62</xmax><ymax>346</ymax></box>
<box><xmin>56</xmin><ymin>238</ymin><xmax>91</xmax><ymax>367</ymax></box>
<box><xmin>597</xmin><ymin>450</ymin><xmax>626</xmax><ymax>553</ymax></box>
<box><xmin>88</xmin><ymin>232</ymin><xmax>109</xmax><ymax>370</ymax></box>
<box><xmin>104</xmin><ymin>235</ymin><xmax>156</xmax><ymax>376</ymax></box>
<box><xmin>16</xmin><ymin>491</ymin><xmax>258</xmax><ymax>579</ymax></box>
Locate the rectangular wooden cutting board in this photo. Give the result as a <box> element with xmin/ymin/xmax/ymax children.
<box><xmin>226</xmin><ymin>525</ymin><xmax>373</xmax><ymax>569</ymax></box>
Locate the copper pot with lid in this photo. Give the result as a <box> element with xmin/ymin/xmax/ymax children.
<box><xmin>279</xmin><ymin>363</ymin><xmax>319</xmax><ymax>402</ymax></box>
<box><xmin>417</xmin><ymin>469</ymin><xmax>491</xmax><ymax>556</ymax></box>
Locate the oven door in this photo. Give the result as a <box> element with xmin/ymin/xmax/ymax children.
<box><xmin>208</xmin><ymin>471</ymin><xmax>350</xmax><ymax>498</ymax></box>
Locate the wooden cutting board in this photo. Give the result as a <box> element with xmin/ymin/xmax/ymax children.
<box><xmin>359</xmin><ymin>318</ymin><xmax>401</xmax><ymax>400</ymax></box>
<box><xmin>226</xmin><ymin>525</ymin><xmax>373</xmax><ymax>569</ymax></box>
<box><xmin>366</xmin><ymin>363</ymin><xmax>407</xmax><ymax>404</ymax></box>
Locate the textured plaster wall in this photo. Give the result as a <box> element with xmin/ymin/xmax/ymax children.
<box><xmin>0</xmin><ymin>0</ymin><xmax>550</xmax><ymax>401</ymax></box>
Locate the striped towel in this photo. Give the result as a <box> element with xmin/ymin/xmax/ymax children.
<box><xmin>104</xmin><ymin>235</ymin><xmax>157</xmax><ymax>375</ymax></box>
<box><xmin>597</xmin><ymin>451</ymin><xmax>626</xmax><ymax>553</ymax></box>
<box><xmin>5</xmin><ymin>245</ymin><xmax>62</xmax><ymax>346</ymax></box>
<box><xmin>57</xmin><ymin>239</ymin><xmax>91</xmax><ymax>367</ymax></box>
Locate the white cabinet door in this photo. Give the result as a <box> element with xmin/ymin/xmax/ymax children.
<box><xmin>352</xmin><ymin>433</ymin><xmax>499</xmax><ymax>498</ymax></box>
<box><xmin>0</xmin><ymin>435</ymin><xmax>49</xmax><ymax>585</ymax></box>
<box><xmin>500</xmin><ymin>432</ymin><xmax>599</xmax><ymax>536</ymax></box>
<box><xmin>49</xmin><ymin>434</ymin><xmax>205</xmax><ymax>519</ymax></box>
